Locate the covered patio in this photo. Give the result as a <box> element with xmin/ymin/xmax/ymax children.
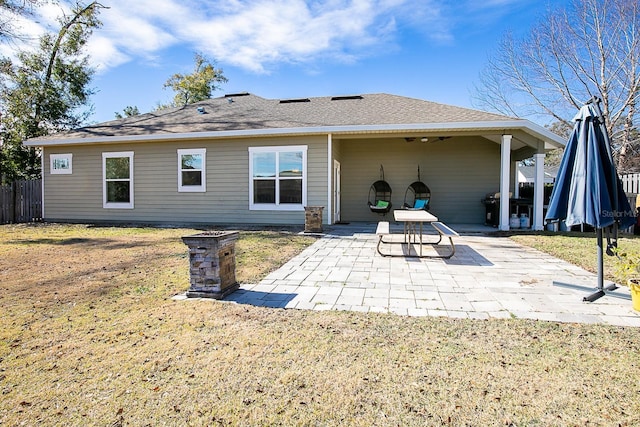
<box><xmin>329</xmin><ymin>125</ymin><xmax>562</xmax><ymax>230</ymax></box>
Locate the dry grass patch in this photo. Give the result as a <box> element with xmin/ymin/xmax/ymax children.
<box><xmin>1</xmin><ymin>224</ymin><xmax>639</xmax><ymax>426</ymax></box>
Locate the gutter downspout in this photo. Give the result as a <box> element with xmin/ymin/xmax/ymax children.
<box><xmin>327</xmin><ymin>133</ymin><xmax>332</xmax><ymax>226</ymax></box>
<box><xmin>40</xmin><ymin>148</ymin><xmax>45</xmax><ymax>221</ymax></box>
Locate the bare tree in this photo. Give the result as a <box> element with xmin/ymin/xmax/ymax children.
<box><xmin>0</xmin><ymin>0</ymin><xmax>45</xmax><ymax>42</ymax></box>
<box><xmin>474</xmin><ymin>0</ymin><xmax>640</xmax><ymax>172</ymax></box>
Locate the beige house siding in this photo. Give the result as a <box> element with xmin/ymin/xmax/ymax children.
<box><xmin>42</xmin><ymin>135</ymin><xmax>328</xmax><ymax>225</ymax></box>
<box><xmin>339</xmin><ymin>136</ymin><xmax>501</xmax><ymax>223</ymax></box>
<box><xmin>43</xmin><ymin>146</ymin><xmax>102</xmax><ymax>218</ymax></box>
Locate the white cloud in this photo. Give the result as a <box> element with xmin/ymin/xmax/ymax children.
<box><xmin>199</xmin><ymin>0</ymin><xmax>456</xmax><ymax>71</ymax></box>
<box><xmin>85</xmin><ymin>35</ymin><xmax>130</xmax><ymax>71</ymax></box>
<box><xmin>5</xmin><ymin>0</ymin><xmax>462</xmax><ymax>73</ymax></box>
<box><xmin>180</xmin><ymin>0</ymin><xmax>391</xmax><ymax>72</ymax></box>
<box><xmin>97</xmin><ymin>8</ymin><xmax>176</xmax><ymax>54</ymax></box>
<box><xmin>87</xmin><ymin>0</ymin><xmax>453</xmax><ymax>73</ymax></box>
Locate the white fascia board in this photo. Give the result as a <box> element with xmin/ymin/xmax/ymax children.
<box><xmin>518</xmin><ymin>120</ymin><xmax>566</xmax><ymax>149</ymax></box>
<box><xmin>24</xmin><ymin>120</ymin><xmax>566</xmax><ymax>147</ymax></box>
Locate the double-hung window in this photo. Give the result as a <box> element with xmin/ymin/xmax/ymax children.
<box><xmin>178</xmin><ymin>149</ymin><xmax>206</xmax><ymax>192</ymax></box>
<box><xmin>249</xmin><ymin>146</ymin><xmax>307</xmax><ymax>210</ymax></box>
<box><xmin>103</xmin><ymin>151</ymin><xmax>134</xmax><ymax>209</ymax></box>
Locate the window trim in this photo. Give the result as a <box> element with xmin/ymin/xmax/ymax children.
<box><xmin>249</xmin><ymin>145</ymin><xmax>307</xmax><ymax>211</ymax></box>
<box><xmin>50</xmin><ymin>153</ymin><xmax>73</xmax><ymax>174</ymax></box>
<box><xmin>177</xmin><ymin>148</ymin><xmax>206</xmax><ymax>193</ymax></box>
<box><xmin>102</xmin><ymin>151</ymin><xmax>134</xmax><ymax>209</ymax></box>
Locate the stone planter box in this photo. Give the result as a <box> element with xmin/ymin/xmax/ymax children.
<box><xmin>182</xmin><ymin>231</ymin><xmax>239</xmax><ymax>299</ymax></box>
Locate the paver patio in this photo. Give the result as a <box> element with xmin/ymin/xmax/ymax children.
<box><xmin>222</xmin><ymin>223</ymin><xmax>640</xmax><ymax>327</ymax></box>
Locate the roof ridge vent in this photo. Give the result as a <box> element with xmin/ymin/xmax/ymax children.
<box><xmin>279</xmin><ymin>98</ymin><xmax>310</xmax><ymax>104</ymax></box>
<box><xmin>331</xmin><ymin>95</ymin><xmax>363</xmax><ymax>101</ymax></box>
<box><xmin>224</xmin><ymin>92</ymin><xmax>249</xmax><ymax>97</ymax></box>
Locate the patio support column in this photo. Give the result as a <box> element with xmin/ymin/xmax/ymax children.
<box><xmin>514</xmin><ymin>164</ymin><xmax>520</xmax><ymax>198</ymax></box>
<box><xmin>499</xmin><ymin>134</ymin><xmax>512</xmax><ymax>231</ymax></box>
<box><xmin>533</xmin><ymin>151</ymin><xmax>545</xmax><ymax>230</ymax></box>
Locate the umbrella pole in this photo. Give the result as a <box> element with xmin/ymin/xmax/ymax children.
<box><xmin>583</xmin><ymin>227</ymin><xmax>617</xmax><ymax>302</ymax></box>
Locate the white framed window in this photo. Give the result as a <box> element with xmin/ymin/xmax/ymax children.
<box><xmin>50</xmin><ymin>153</ymin><xmax>72</xmax><ymax>174</ymax></box>
<box><xmin>249</xmin><ymin>146</ymin><xmax>307</xmax><ymax>211</ymax></box>
<box><xmin>102</xmin><ymin>151</ymin><xmax>134</xmax><ymax>209</ymax></box>
<box><xmin>178</xmin><ymin>148</ymin><xmax>206</xmax><ymax>192</ymax></box>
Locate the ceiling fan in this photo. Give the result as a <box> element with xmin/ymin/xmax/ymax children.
<box><xmin>404</xmin><ymin>136</ymin><xmax>452</xmax><ymax>143</ymax></box>
<box><xmin>428</xmin><ymin>136</ymin><xmax>452</xmax><ymax>143</ymax></box>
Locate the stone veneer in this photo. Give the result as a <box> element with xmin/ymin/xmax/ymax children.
<box><xmin>182</xmin><ymin>231</ymin><xmax>239</xmax><ymax>299</ymax></box>
<box><xmin>304</xmin><ymin>206</ymin><xmax>324</xmax><ymax>233</ymax></box>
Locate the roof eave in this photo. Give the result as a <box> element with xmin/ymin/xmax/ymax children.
<box><xmin>24</xmin><ymin>120</ymin><xmax>566</xmax><ymax>148</ymax></box>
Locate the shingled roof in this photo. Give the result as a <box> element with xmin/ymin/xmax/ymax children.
<box><xmin>26</xmin><ymin>93</ymin><xmax>565</xmax><ymax>149</ymax></box>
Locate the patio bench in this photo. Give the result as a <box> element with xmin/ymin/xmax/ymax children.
<box><xmin>375</xmin><ymin>221</ymin><xmax>390</xmax><ymax>255</ymax></box>
<box><xmin>430</xmin><ymin>221</ymin><xmax>459</xmax><ymax>259</ymax></box>
<box><xmin>376</xmin><ymin>221</ymin><xmax>390</xmax><ymax>236</ymax></box>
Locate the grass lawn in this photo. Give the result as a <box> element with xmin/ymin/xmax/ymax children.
<box><xmin>510</xmin><ymin>231</ymin><xmax>640</xmax><ymax>284</ymax></box>
<box><xmin>1</xmin><ymin>224</ymin><xmax>639</xmax><ymax>426</ymax></box>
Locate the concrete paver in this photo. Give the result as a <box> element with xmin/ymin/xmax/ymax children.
<box><xmin>220</xmin><ymin>223</ymin><xmax>640</xmax><ymax>327</ymax></box>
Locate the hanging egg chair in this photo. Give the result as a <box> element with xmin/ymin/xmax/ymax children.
<box><xmin>403</xmin><ymin>166</ymin><xmax>431</xmax><ymax>210</ymax></box>
<box><xmin>368</xmin><ymin>165</ymin><xmax>393</xmax><ymax>215</ymax></box>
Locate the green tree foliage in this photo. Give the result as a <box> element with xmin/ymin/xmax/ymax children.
<box><xmin>0</xmin><ymin>1</ymin><xmax>104</xmax><ymax>183</ymax></box>
<box><xmin>114</xmin><ymin>105</ymin><xmax>140</xmax><ymax>119</ymax></box>
<box><xmin>542</xmin><ymin>121</ymin><xmax>574</xmax><ymax>167</ymax></box>
<box><xmin>161</xmin><ymin>53</ymin><xmax>227</xmax><ymax>109</ymax></box>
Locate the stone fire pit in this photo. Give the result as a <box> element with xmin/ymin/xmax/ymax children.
<box><xmin>182</xmin><ymin>231</ymin><xmax>239</xmax><ymax>299</ymax></box>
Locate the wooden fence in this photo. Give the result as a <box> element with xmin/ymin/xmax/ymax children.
<box><xmin>0</xmin><ymin>179</ymin><xmax>42</xmax><ymax>224</ymax></box>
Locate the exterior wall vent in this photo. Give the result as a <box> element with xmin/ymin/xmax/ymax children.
<box><xmin>279</xmin><ymin>98</ymin><xmax>311</xmax><ymax>104</ymax></box>
<box><xmin>331</xmin><ymin>95</ymin><xmax>363</xmax><ymax>101</ymax></box>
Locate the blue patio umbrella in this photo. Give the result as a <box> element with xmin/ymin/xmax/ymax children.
<box><xmin>545</xmin><ymin>97</ymin><xmax>635</xmax><ymax>301</ymax></box>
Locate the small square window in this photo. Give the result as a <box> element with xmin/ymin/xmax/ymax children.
<box><xmin>50</xmin><ymin>154</ymin><xmax>72</xmax><ymax>174</ymax></box>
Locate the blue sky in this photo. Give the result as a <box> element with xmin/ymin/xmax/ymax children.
<box><xmin>2</xmin><ymin>0</ymin><xmax>566</xmax><ymax>125</ymax></box>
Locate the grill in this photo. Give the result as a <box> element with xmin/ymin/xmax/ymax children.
<box><xmin>481</xmin><ymin>192</ymin><xmax>532</xmax><ymax>227</ymax></box>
